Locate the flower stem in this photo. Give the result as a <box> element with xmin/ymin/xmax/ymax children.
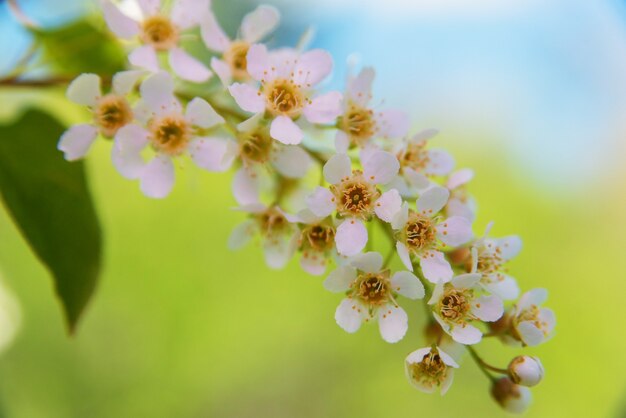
<box><xmin>466</xmin><ymin>346</ymin><xmax>506</xmax><ymax>382</ymax></box>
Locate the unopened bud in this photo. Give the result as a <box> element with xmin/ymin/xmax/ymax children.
<box><xmin>491</xmin><ymin>377</ymin><xmax>532</xmax><ymax>414</ymax></box>
<box><xmin>508</xmin><ymin>356</ymin><xmax>544</xmax><ymax>387</ymax></box>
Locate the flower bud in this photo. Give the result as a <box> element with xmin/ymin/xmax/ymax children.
<box><xmin>491</xmin><ymin>377</ymin><xmax>532</xmax><ymax>414</ymax></box>
<box><xmin>508</xmin><ymin>356</ymin><xmax>544</xmax><ymax>387</ymax></box>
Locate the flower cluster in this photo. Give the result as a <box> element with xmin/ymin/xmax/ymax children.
<box><xmin>59</xmin><ymin>0</ymin><xmax>555</xmax><ymax>413</ymax></box>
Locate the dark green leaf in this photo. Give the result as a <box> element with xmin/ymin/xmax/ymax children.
<box><xmin>0</xmin><ymin>110</ymin><xmax>102</xmax><ymax>333</ymax></box>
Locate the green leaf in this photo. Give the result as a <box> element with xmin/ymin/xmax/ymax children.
<box><xmin>0</xmin><ymin>110</ymin><xmax>102</xmax><ymax>333</ymax></box>
<box><xmin>33</xmin><ymin>20</ymin><xmax>126</xmax><ymax>75</ymax></box>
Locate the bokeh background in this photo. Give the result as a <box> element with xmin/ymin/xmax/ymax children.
<box><xmin>1</xmin><ymin>0</ymin><xmax>625</xmax><ymax>416</ymax></box>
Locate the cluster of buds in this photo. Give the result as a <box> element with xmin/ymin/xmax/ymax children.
<box><xmin>58</xmin><ymin>0</ymin><xmax>555</xmax><ymax>413</ymax></box>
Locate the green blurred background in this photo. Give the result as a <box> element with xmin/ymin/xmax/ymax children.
<box><xmin>1</xmin><ymin>0</ymin><xmax>625</xmax><ymax>417</ymax></box>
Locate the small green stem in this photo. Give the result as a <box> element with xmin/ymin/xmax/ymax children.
<box><xmin>466</xmin><ymin>346</ymin><xmax>505</xmax><ymax>382</ymax></box>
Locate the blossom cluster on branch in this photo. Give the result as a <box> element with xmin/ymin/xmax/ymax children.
<box><xmin>57</xmin><ymin>0</ymin><xmax>555</xmax><ymax>413</ymax></box>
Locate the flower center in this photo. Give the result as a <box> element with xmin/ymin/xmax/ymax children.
<box><xmin>265</xmin><ymin>79</ymin><xmax>306</xmax><ymax>116</ymax></box>
<box><xmin>398</xmin><ymin>141</ymin><xmax>429</xmax><ymax>172</ymax></box>
<box><xmin>404</xmin><ymin>212</ymin><xmax>436</xmax><ymax>253</ymax></box>
<box><xmin>149</xmin><ymin>116</ymin><xmax>190</xmax><ymax>156</ymax></box>
<box><xmin>224</xmin><ymin>41</ymin><xmax>250</xmax><ymax>80</ymax></box>
<box><xmin>439</xmin><ymin>288</ymin><xmax>472</xmax><ymax>324</ymax></box>
<box><xmin>256</xmin><ymin>208</ymin><xmax>290</xmax><ymax>240</ymax></box>
<box><xmin>239</xmin><ymin>128</ymin><xmax>273</xmax><ymax>164</ymax></box>
<box><xmin>94</xmin><ymin>94</ymin><xmax>133</xmax><ymax>138</ymax></box>
<box><xmin>353</xmin><ymin>272</ymin><xmax>391</xmax><ymax>306</ymax></box>
<box><xmin>141</xmin><ymin>15</ymin><xmax>178</xmax><ymax>51</ymax></box>
<box><xmin>413</xmin><ymin>351</ymin><xmax>447</xmax><ymax>382</ymax></box>
<box><xmin>300</xmin><ymin>223</ymin><xmax>335</xmax><ymax>253</ymax></box>
<box><xmin>476</xmin><ymin>253</ymin><xmax>502</xmax><ymax>275</ymax></box>
<box><xmin>340</xmin><ymin>103</ymin><xmax>376</xmax><ymax>145</ymax></box>
<box><xmin>331</xmin><ymin>171</ymin><xmax>379</xmax><ymax>218</ymax></box>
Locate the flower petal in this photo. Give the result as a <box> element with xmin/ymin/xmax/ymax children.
<box><xmin>416</xmin><ymin>186</ymin><xmax>449</xmax><ymax>214</ymax></box>
<box><xmin>323</xmin><ymin>153</ymin><xmax>351</xmax><ymax>184</ymax></box>
<box><xmin>270</xmin><ymin>116</ymin><xmax>303</xmax><ymax>145</ymax></box>
<box><xmin>186</xmin><ymin>98</ymin><xmax>224</xmax><ymax>128</ymax></box>
<box><xmin>241</xmin><ymin>5</ymin><xmax>280</xmax><ymax>43</ymax></box>
<box><xmin>450</xmin><ymin>324</ymin><xmax>482</xmax><ymax>345</ymax></box>
<box><xmin>335</xmin><ymin>130</ymin><xmax>350</xmax><ymax>153</ymax></box>
<box><xmin>379</xmin><ymin>305</ymin><xmax>408</xmax><ymax>343</ymax></box>
<box><xmin>303</xmin><ymin>91</ymin><xmax>343</xmax><ymax>124</ymax></box>
<box><xmin>190</xmin><ymin>137</ymin><xmax>235</xmax><ymax>172</ymax></box>
<box><xmin>306</xmin><ymin>186</ymin><xmax>335</xmax><ymax>217</ymax></box>
<box><xmin>362</xmin><ymin>150</ymin><xmax>399</xmax><ymax>185</ymax></box>
<box><xmin>210</xmin><ymin>57</ymin><xmax>232</xmax><ymax>86</ymax></box>
<box><xmin>447</xmin><ymin>168</ymin><xmax>474</xmax><ymax>190</ymax></box>
<box><xmin>140</xmin><ymin>71</ymin><xmax>178</xmax><ymax>114</ymax></box>
<box><xmin>495</xmin><ymin>235</ymin><xmax>523</xmax><ymax>260</ymax></box>
<box><xmin>440</xmin><ymin>371</ymin><xmax>455</xmax><ymax>395</ymax></box>
<box><xmin>273</xmin><ymin>145</ymin><xmax>312</xmax><ymax>178</ymax></box>
<box><xmin>232</xmin><ymin>167</ymin><xmax>260</xmax><ymax>206</ymax></box>
<box><xmin>140</xmin><ymin>154</ymin><xmax>175</xmax><ymax>198</ymax></box>
<box><xmin>348</xmin><ymin>66</ymin><xmax>375</xmax><ymax>106</ymax></box>
<box><xmin>293</xmin><ymin>49</ymin><xmax>333</xmax><ymax>86</ymax></box>
<box><xmin>335</xmin><ymin>219</ymin><xmax>367</xmax><ymax>256</ymax></box>
<box><xmin>300</xmin><ymin>253</ymin><xmax>327</xmax><ymax>276</ymax></box>
<box><xmin>437</xmin><ymin>216</ymin><xmax>472</xmax><ymax>247</ymax></box>
<box><xmin>335</xmin><ymin>298</ymin><xmax>365</xmax><ymax>333</ymax></box>
<box><xmin>112</xmin><ymin>70</ymin><xmax>145</xmax><ymax>95</ymax></box>
<box><xmin>169</xmin><ymin>47</ymin><xmax>213</xmax><ymax>83</ymax></box>
<box><xmin>228</xmin><ymin>219</ymin><xmax>256</xmax><ymax>250</ymax></box>
<box><xmin>376</xmin><ymin>109</ymin><xmax>409</xmax><ymax>138</ymax></box>
<box><xmin>391</xmin><ymin>202</ymin><xmax>409</xmax><ymax>230</ymax></box>
<box><xmin>58</xmin><ymin>124</ymin><xmax>98</xmax><ymax>161</ymax></box>
<box><xmin>451</xmin><ymin>273</ymin><xmax>482</xmax><ymax>289</ymax></box>
<box><xmin>229</xmin><ymin>82</ymin><xmax>265</xmax><ymax>113</ymax></box>
<box><xmin>102</xmin><ymin>0</ymin><xmax>139</xmax><ymax>38</ymax></box>
<box><xmin>349</xmin><ymin>252</ymin><xmax>383</xmax><ymax>273</ymax></box>
<box><xmin>419</xmin><ymin>251</ymin><xmax>453</xmax><ymax>284</ymax></box>
<box><xmin>323</xmin><ymin>265</ymin><xmax>357</xmax><ymax>292</ymax></box>
<box><xmin>263</xmin><ymin>236</ymin><xmax>295</xmax><ymax>269</ymax></box>
<box><xmin>67</xmin><ymin>73</ymin><xmax>101</xmax><ymax>106</ymax></box>
<box><xmin>391</xmin><ymin>271</ymin><xmax>424</xmax><ymax>299</ymax></box>
<box><xmin>425</xmin><ymin>149</ymin><xmax>455</xmax><ymax>176</ymax></box>
<box><xmin>200</xmin><ymin>11</ymin><xmax>230</xmax><ymax>52</ymax></box>
<box><xmin>483</xmin><ymin>274</ymin><xmax>519</xmax><ymax>300</ymax></box>
<box><xmin>245</xmin><ymin>43</ymin><xmax>270</xmax><ymax>81</ymax></box>
<box><xmin>396</xmin><ymin>241</ymin><xmax>413</xmax><ymax>271</ymax></box>
<box><xmin>129</xmin><ymin>45</ymin><xmax>159</xmax><ymax>72</ymax></box>
<box><xmin>375</xmin><ymin>189</ymin><xmax>402</xmax><ymax>223</ymax></box>
<box><xmin>171</xmin><ymin>0</ymin><xmax>210</xmax><ymax>29</ymax></box>
<box><xmin>472</xmin><ymin>295</ymin><xmax>503</xmax><ymax>322</ymax></box>
<box><xmin>136</xmin><ymin>0</ymin><xmax>159</xmax><ymax>16</ymax></box>
<box><xmin>112</xmin><ymin>124</ymin><xmax>149</xmax><ymax>179</ymax></box>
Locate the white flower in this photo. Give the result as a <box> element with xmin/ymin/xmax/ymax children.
<box><xmin>510</xmin><ymin>288</ymin><xmax>555</xmax><ymax>346</ymax></box>
<box><xmin>323</xmin><ymin>252</ymin><xmax>424</xmax><ymax>343</ymax></box>
<box><xmin>112</xmin><ymin>71</ymin><xmax>227</xmax><ymax>198</ymax></box>
<box><xmin>201</xmin><ymin>5</ymin><xmax>280</xmax><ymax>85</ymax></box>
<box><xmin>508</xmin><ymin>356</ymin><xmax>544</xmax><ymax>387</ymax></box>
<box><xmin>405</xmin><ymin>346</ymin><xmax>459</xmax><ymax>394</ymax></box>
<box><xmin>470</xmin><ymin>223</ymin><xmax>522</xmax><ymax>300</ymax></box>
<box><xmin>387</xmin><ymin>129</ymin><xmax>455</xmax><ymax>198</ymax></box>
<box><xmin>59</xmin><ymin>71</ymin><xmax>144</xmax><ymax>161</ymax></box>
<box><xmin>102</xmin><ymin>0</ymin><xmax>212</xmax><ymax>82</ymax></box>
<box><xmin>306</xmin><ymin>150</ymin><xmax>401</xmax><ymax>256</ymax></box>
<box><xmin>428</xmin><ymin>273</ymin><xmax>504</xmax><ymax>345</ymax></box>
<box><xmin>335</xmin><ymin>67</ymin><xmax>409</xmax><ymax>151</ymax></box>
<box><xmin>491</xmin><ymin>377</ymin><xmax>532</xmax><ymax>414</ymax></box>
<box><xmin>391</xmin><ymin>186</ymin><xmax>472</xmax><ymax>282</ymax></box>
<box><xmin>285</xmin><ymin>209</ymin><xmax>336</xmax><ymax>276</ymax></box>
<box><xmin>445</xmin><ymin>168</ymin><xmax>476</xmax><ymax>221</ymax></box>
<box><xmin>228</xmin><ymin>43</ymin><xmax>342</xmax><ymax>145</ymax></box>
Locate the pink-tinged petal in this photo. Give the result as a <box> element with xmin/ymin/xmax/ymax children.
<box><xmin>136</xmin><ymin>0</ymin><xmax>160</xmax><ymax>16</ymax></box>
<box><xmin>140</xmin><ymin>71</ymin><xmax>179</xmax><ymax>115</ymax></box>
<box><xmin>335</xmin><ymin>298</ymin><xmax>364</xmax><ymax>333</ymax></box>
<box><xmin>300</xmin><ymin>253</ymin><xmax>327</xmax><ymax>276</ymax></box>
<box><xmin>391</xmin><ymin>271</ymin><xmax>424</xmax><ymax>299</ymax></box>
<box><xmin>375</xmin><ymin>189</ymin><xmax>402</xmax><ymax>223</ymax></box>
<box><xmin>303</xmin><ymin>91</ymin><xmax>343</xmax><ymax>124</ymax></box>
<box><xmin>112</xmin><ymin>124</ymin><xmax>149</xmax><ymax>179</ymax></box>
<box><xmin>447</xmin><ymin>168</ymin><xmax>474</xmax><ymax>190</ymax></box>
<box><xmin>450</xmin><ymin>324</ymin><xmax>482</xmax><ymax>345</ymax></box>
<box><xmin>412</xmin><ymin>128</ymin><xmax>439</xmax><ymax>143</ymax></box>
<box><xmin>425</xmin><ymin>149</ymin><xmax>455</xmax><ymax>176</ymax></box>
<box><xmin>229</xmin><ymin>82</ymin><xmax>265</xmax><ymax>113</ymax></box>
<box><xmin>293</xmin><ymin>49</ymin><xmax>333</xmax><ymax>86</ymax></box>
<box><xmin>246</xmin><ymin>43</ymin><xmax>270</xmax><ymax>81</ymax></box>
<box><xmin>269</xmin><ymin>48</ymin><xmax>298</xmax><ymax>79</ymax></box>
<box><xmin>495</xmin><ymin>235</ymin><xmax>522</xmax><ymax>260</ymax></box>
<box><xmin>324</xmin><ymin>265</ymin><xmax>357</xmax><ymax>292</ymax></box>
<box><xmin>517</xmin><ymin>288</ymin><xmax>548</xmax><ymax>312</ymax></box>
<box><xmin>129</xmin><ymin>45</ymin><xmax>159</xmax><ymax>72</ymax></box>
<box><xmin>437</xmin><ymin>216</ymin><xmax>472</xmax><ymax>247</ymax></box>
<box><xmin>200</xmin><ymin>11</ymin><xmax>230</xmax><ymax>52</ymax></box>
<box><xmin>185</xmin><ymin>97</ymin><xmax>224</xmax><ymax>128</ymax></box>
<box><xmin>323</xmin><ymin>153</ymin><xmax>351</xmax><ymax>184</ymax></box>
<box><xmin>376</xmin><ymin>109</ymin><xmax>409</xmax><ymax>138</ymax></box>
<box><xmin>335</xmin><ymin>219</ymin><xmax>367</xmax><ymax>256</ymax></box>
<box><xmin>363</xmin><ymin>150</ymin><xmax>399</xmax><ymax>185</ymax></box>
<box><xmin>210</xmin><ymin>57</ymin><xmax>232</xmax><ymax>86</ymax></box>
<box><xmin>171</xmin><ymin>0</ymin><xmax>210</xmax><ymax>29</ymax></box>
<box><xmin>66</xmin><ymin>73</ymin><xmax>101</xmax><ymax>106</ymax></box>
<box><xmin>102</xmin><ymin>0</ymin><xmax>139</xmax><ymax>38</ymax></box>
<box><xmin>419</xmin><ymin>251</ymin><xmax>453</xmax><ymax>284</ymax></box>
<box><xmin>241</xmin><ymin>5</ymin><xmax>280</xmax><ymax>43</ymax></box>
<box><xmin>348</xmin><ymin>66</ymin><xmax>375</xmax><ymax>106</ymax></box>
<box><xmin>446</xmin><ymin>198</ymin><xmax>476</xmax><ymax>222</ymax></box>
<box><xmin>58</xmin><ymin>124</ymin><xmax>98</xmax><ymax>161</ymax></box>
<box><xmin>273</xmin><ymin>145</ymin><xmax>312</xmax><ymax>178</ymax></box>
<box><xmin>263</xmin><ymin>235</ymin><xmax>295</xmax><ymax>269</ymax></box>
<box><xmin>404</xmin><ymin>168</ymin><xmax>430</xmax><ymax>190</ymax></box>
<box><xmin>350</xmin><ymin>252</ymin><xmax>383</xmax><ymax>273</ymax></box>
<box><xmin>417</xmin><ymin>186</ymin><xmax>449</xmax><ymax>214</ymax></box>
<box><xmin>335</xmin><ymin>131</ymin><xmax>349</xmax><ymax>153</ymax></box>
<box><xmin>472</xmin><ymin>295</ymin><xmax>503</xmax><ymax>322</ymax></box>
<box><xmin>140</xmin><ymin>154</ymin><xmax>175</xmax><ymax>199</ymax></box>
<box><xmin>112</xmin><ymin>70</ymin><xmax>145</xmax><ymax>95</ymax></box>
<box><xmin>228</xmin><ymin>219</ymin><xmax>256</xmax><ymax>250</ymax></box>
<box><xmin>270</xmin><ymin>115</ymin><xmax>303</xmax><ymax>145</ymax></box>
<box><xmin>483</xmin><ymin>274</ymin><xmax>519</xmax><ymax>300</ymax></box>
<box><xmin>169</xmin><ymin>48</ymin><xmax>213</xmax><ymax>83</ymax></box>
<box><xmin>396</xmin><ymin>241</ymin><xmax>413</xmax><ymax>271</ymax></box>
<box><xmin>306</xmin><ymin>186</ymin><xmax>335</xmax><ymax>217</ymax></box>
<box><xmin>379</xmin><ymin>305</ymin><xmax>408</xmax><ymax>343</ymax></box>
<box><xmin>232</xmin><ymin>167</ymin><xmax>260</xmax><ymax>206</ymax></box>
<box><xmin>190</xmin><ymin>137</ymin><xmax>234</xmax><ymax>172</ymax></box>
<box><xmin>451</xmin><ymin>273</ymin><xmax>481</xmax><ymax>289</ymax></box>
